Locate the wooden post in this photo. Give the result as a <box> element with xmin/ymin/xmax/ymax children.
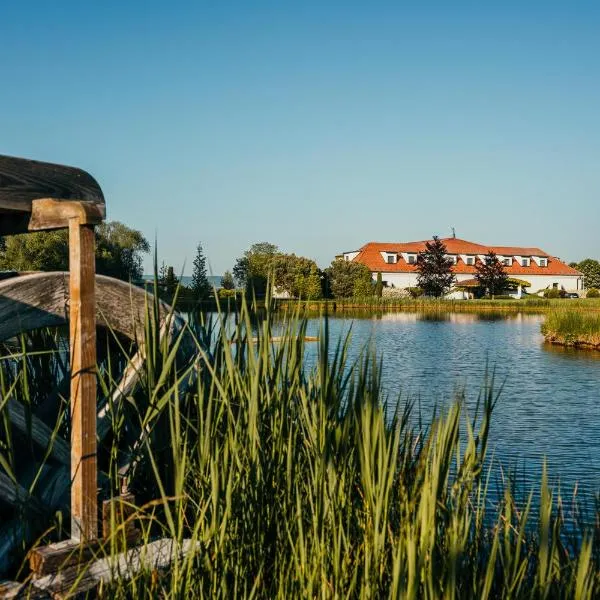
<box><xmin>69</xmin><ymin>218</ymin><xmax>98</xmax><ymax>541</ymax></box>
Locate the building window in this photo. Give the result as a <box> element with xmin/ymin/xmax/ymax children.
<box><xmin>386</xmin><ymin>254</ymin><xmax>396</xmax><ymax>264</ymax></box>
<box><xmin>539</xmin><ymin>258</ymin><xmax>548</xmax><ymax>267</ymax></box>
<box><xmin>502</xmin><ymin>258</ymin><xmax>511</xmax><ymax>266</ymax></box>
<box><xmin>407</xmin><ymin>255</ymin><xmax>416</xmax><ymax>265</ymax></box>
<box><xmin>466</xmin><ymin>256</ymin><xmax>475</xmax><ymax>266</ymax></box>
<box><xmin>521</xmin><ymin>258</ymin><xmax>530</xmax><ymax>267</ymax></box>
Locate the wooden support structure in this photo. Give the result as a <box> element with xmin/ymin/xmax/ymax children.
<box><xmin>68</xmin><ymin>218</ymin><xmax>98</xmax><ymax>541</ymax></box>
<box><xmin>0</xmin><ymin>155</ymin><xmax>105</xmax><ymax>543</ymax></box>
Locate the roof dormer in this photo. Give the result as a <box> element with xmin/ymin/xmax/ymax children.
<box><xmin>380</xmin><ymin>251</ymin><xmax>398</xmax><ymax>264</ymax></box>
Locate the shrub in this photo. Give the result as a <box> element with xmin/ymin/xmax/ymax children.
<box><xmin>586</xmin><ymin>288</ymin><xmax>600</xmax><ymax>298</ymax></box>
<box><xmin>406</xmin><ymin>286</ymin><xmax>424</xmax><ymax>298</ymax></box>
<box><xmin>492</xmin><ymin>295</ymin><xmax>515</xmax><ymax>300</ymax></box>
<box><xmin>544</xmin><ymin>288</ymin><xmax>564</xmax><ymax>299</ymax></box>
<box><xmin>218</xmin><ymin>288</ymin><xmax>237</xmax><ymax>298</ymax></box>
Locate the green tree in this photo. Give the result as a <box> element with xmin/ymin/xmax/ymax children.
<box><xmin>0</xmin><ymin>229</ymin><xmax>69</xmax><ymax>272</ymax></box>
<box><xmin>326</xmin><ymin>259</ymin><xmax>373</xmax><ymax>298</ymax></box>
<box><xmin>164</xmin><ymin>266</ymin><xmax>177</xmax><ymax>297</ymax></box>
<box><xmin>0</xmin><ymin>221</ymin><xmax>149</xmax><ymax>281</ymax></box>
<box><xmin>233</xmin><ymin>242</ymin><xmax>279</xmax><ymax>296</ymax></box>
<box><xmin>221</xmin><ymin>270</ymin><xmax>235</xmax><ymax>290</ymax></box>
<box><xmin>576</xmin><ymin>259</ymin><xmax>600</xmax><ymax>289</ymax></box>
<box><xmin>303</xmin><ymin>265</ymin><xmax>323</xmax><ymax>300</ymax></box>
<box><xmin>191</xmin><ymin>242</ymin><xmax>211</xmax><ymax>300</ymax></box>
<box><xmin>416</xmin><ymin>236</ymin><xmax>455</xmax><ymax>297</ymax></box>
<box><xmin>375</xmin><ymin>272</ymin><xmax>383</xmax><ymax>298</ymax></box>
<box><xmin>475</xmin><ymin>251</ymin><xmax>508</xmax><ymax>297</ymax></box>
<box><xmin>271</xmin><ymin>253</ymin><xmax>320</xmax><ymax>298</ymax></box>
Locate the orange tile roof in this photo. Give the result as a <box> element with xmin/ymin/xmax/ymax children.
<box><xmin>351</xmin><ymin>238</ymin><xmax>582</xmax><ymax>277</ymax></box>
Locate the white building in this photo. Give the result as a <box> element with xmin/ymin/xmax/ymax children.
<box><xmin>341</xmin><ymin>238</ymin><xmax>583</xmax><ymax>294</ymax></box>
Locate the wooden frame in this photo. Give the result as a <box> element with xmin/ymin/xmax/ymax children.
<box><xmin>0</xmin><ymin>155</ymin><xmax>106</xmax><ymax>542</ymax></box>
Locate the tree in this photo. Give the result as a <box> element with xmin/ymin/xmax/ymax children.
<box><xmin>233</xmin><ymin>242</ymin><xmax>279</xmax><ymax>296</ymax></box>
<box><xmin>164</xmin><ymin>266</ymin><xmax>177</xmax><ymax>297</ymax></box>
<box><xmin>232</xmin><ymin>256</ymin><xmax>249</xmax><ymax>288</ymax></box>
<box><xmin>221</xmin><ymin>270</ymin><xmax>235</xmax><ymax>290</ymax></box>
<box><xmin>0</xmin><ymin>229</ymin><xmax>69</xmax><ymax>272</ymax></box>
<box><xmin>375</xmin><ymin>272</ymin><xmax>383</xmax><ymax>298</ymax></box>
<box><xmin>303</xmin><ymin>265</ymin><xmax>323</xmax><ymax>300</ymax></box>
<box><xmin>0</xmin><ymin>221</ymin><xmax>149</xmax><ymax>282</ymax></box>
<box><xmin>475</xmin><ymin>251</ymin><xmax>508</xmax><ymax>297</ymax></box>
<box><xmin>191</xmin><ymin>242</ymin><xmax>211</xmax><ymax>300</ymax></box>
<box><xmin>576</xmin><ymin>259</ymin><xmax>600</xmax><ymax>289</ymax></box>
<box><xmin>416</xmin><ymin>236</ymin><xmax>455</xmax><ymax>297</ymax></box>
<box><xmin>326</xmin><ymin>259</ymin><xmax>373</xmax><ymax>298</ymax></box>
<box><xmin>271</xmin><ymin>253</ymin><xmax>321</xmax><ymax>298</ymax></box>
<box><xmin>95</xmin><ymin>221</ymin><xmax>150</xmax><ymax>281</ymax></box>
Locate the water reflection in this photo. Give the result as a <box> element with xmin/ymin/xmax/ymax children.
<box><xmin>302</xmin><ymin>311</ymin><xmax>600</xmax><ymax>501</ymax></box>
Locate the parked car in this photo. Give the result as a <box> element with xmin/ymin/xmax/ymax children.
<box><xmin>565</xmin><ymin>292</ymin><xmax>579</xmax><ymax>299</ymax></box>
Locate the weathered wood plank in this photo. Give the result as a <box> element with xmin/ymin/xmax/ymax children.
<box><xmin>0</xmin><ymin>155</ymin><xmax>105</xmax><ymax>235</ymax></box>
<box><xmin>68</xmin><ymin>221</ymin><xmax>97</xmax><ymax>541</ymax></box>
<box><xmin>32</xmin><ymin>538</ymin><xmax>198</xmax><ymax>598</ymax></box>
<box><xmin>0</xmin><ymin>272</ymin><xmax>175</xmax><ymax>344</ymax></box>
<box><xmin>29</xmin><ymin>524</ymin><xmax>141</xmax><ymax>577</ymax></box>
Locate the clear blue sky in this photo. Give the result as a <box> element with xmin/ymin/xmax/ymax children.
<box><xmin>1</xmin><ymin>1</ymin><xmax>598</xmax><ymax>274</ymax></box>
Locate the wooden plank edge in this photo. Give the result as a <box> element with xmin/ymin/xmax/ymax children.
<box><xmin>32</xmin><ymin>538</ymin><xmax>199</xmax><ymax>597</ymax></box>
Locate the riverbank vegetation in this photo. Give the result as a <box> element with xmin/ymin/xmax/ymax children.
<box><xmin>278</xmin><ymin>295</ymin><xmax>600</xmax><ymax>315</ymax></box>
<box><xmin>542</xmin><ymin>309</ymin><xmax>600</xmax><ymax>349</ymax></box>
<box><xmin>1</xmin><ymin>296</ymin><xmax>600</xmax><ymax>597</ymax></box>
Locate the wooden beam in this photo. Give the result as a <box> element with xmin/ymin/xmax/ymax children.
<box><xmin>28</xmin><ymin>198</ymin><xmax>104</xmax><ymax>231</ymax></box>
<box><xmin>68</xmin><ymin>219</ymin><xmax>97</xmax><ymax>541</ymax></box>
<box><xmin>31</xmin><ymin>538</ymin><xmax>198</xmax><ymax>598</ymax></box>
<box><xmin>0</xmin><ymin>154</ymin><xmax>105</xmax><ymax>235</ymax></box>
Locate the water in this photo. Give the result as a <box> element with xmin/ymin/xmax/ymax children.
<box><xmin>302</xmin><ymin>312</ymin><xmax>600</xmax><ymax>501</ymax></box>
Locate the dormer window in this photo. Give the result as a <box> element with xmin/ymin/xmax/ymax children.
<box><xmin>466</xmin><ymin>256</ymin><xmax>475</xmax><ymax>266</ymax></box>
<box><xmin>502</xmin><ymin>258</ymin><xmax>512</xmax><ymax>267</ymax></box>
<box><xmin>446</xmin><ymin>255</ymin><xmax>457</xmax><ymax>265</ymax></box>
<box><xmin>521</xmin><ymin>258</ymin><xmax>530</xmax><ymax>267</ymax></box>
<box><xmin>385</xmin><ymin>252</ymin><xmax>397</xmax><ymax>264</ymax></box>
<box><xmin>407</xmin><ymin>254</ymin><xmax>417</xmax><ymax>265</ymax></box>
<box><xmin>539</xmin><ymin>258</ymin><xmax>548</xmax><ymax>267</ymax></box>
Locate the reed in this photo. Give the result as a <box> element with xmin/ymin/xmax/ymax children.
<box><xmin>542</xmin><ymin>309</ymin><xmax>600</xmax><ymax>349</ymax></box>
<box><xmin>1</xmin><ymin>292</ymin><xmax>599</xmax><ymax>597</ymax></box>
<box><xmin>280</xmin><ymin>296</ymin><xmax>600</xmax><ymax>315</ymax></box>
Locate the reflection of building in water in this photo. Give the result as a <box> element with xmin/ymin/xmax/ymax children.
<box><xmin>448</xmin><ymin>313</ymin><xmax>478</xmax><ymax>324</ymax></box>
<box><xmin>379</xmin><ymin>312</ymin><xmax>419</xmax><ymax>323</ymax></box>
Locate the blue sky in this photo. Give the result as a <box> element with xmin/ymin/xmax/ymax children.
<box><xmin>1</xmin><ymin>1</ymin><xmax>598</xmax><ymax>274</ymax></box>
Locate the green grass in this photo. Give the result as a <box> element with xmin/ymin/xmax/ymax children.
<box><xmin>1</xmin><ymin>293</ymin><xmax>600</xmax><ymax>597</ymax></box>
<box><xmin>542</xmin><ymin>309</ymin><xmax>600</xmax><ymax>348</ymax></box>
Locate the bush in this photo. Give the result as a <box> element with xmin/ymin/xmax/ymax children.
<box><xmin>491</xmin><ymin>295</ymin><xmax>515</xmax><ymax>300</ymax></box>
<box><xmin>218</xmin><ymin>288</ymin><xmax>237</xmax><ymax>298</ymax></box>
<box><xmin>406</xmin><ymin>286</ymin><xmax>424</xmax><ymax>298</ymax></box>
<box><xmin>543</xmin><ymin>288</ymin><xmax>564</xmax><ymax>299</ymax></box>
<box><xmin>586</xmin><ymin>288</ymin><xmax>600</xmax><ymax>298</ymax></box>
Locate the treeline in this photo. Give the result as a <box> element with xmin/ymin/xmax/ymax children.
<box><xmin>228</xmin><ymin>242</ymin><xmax>373</xmax><ymax>300</ymax></box>
<box><xmin>0</xmin><ymin>222</ymin><xmax>149</xmax><ymax>281</ymax></box>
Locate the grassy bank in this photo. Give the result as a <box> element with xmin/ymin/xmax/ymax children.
<box><xmin>1</xmin><ymin>298</ymin><xmax>600</xmax><ymax>597</ymax></box>
<box><xmin>278</xmin><ymin>296</ymin><xmax>600</xmax><ymax>315</ymax></box>
<box><xmin>542</xmin><ymin>309</ymin><xmax>600</xmax><ymax>349</ymax></box>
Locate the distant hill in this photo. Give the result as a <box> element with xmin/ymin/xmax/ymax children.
<box><xmin>143</xmin><ymin>274</ymin><xmax>223</xmax><ymax>288</ymax></box>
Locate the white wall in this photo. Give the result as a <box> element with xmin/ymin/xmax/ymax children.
<box><xmin>373</xmin><ymin>271</ymin><xmax>582</xmax><ymax>292</ymax></box>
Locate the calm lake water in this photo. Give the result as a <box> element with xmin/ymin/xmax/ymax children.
<box><xmin>301</xmin><ymin>312</ymin><xmax>600</xmax><ymax>501</ymax></box>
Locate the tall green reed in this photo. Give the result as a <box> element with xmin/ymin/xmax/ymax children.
<box><xmin>0</xmin><ymin>287</ymin><xmax>599</xmax><ymax>597</ymax></box>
